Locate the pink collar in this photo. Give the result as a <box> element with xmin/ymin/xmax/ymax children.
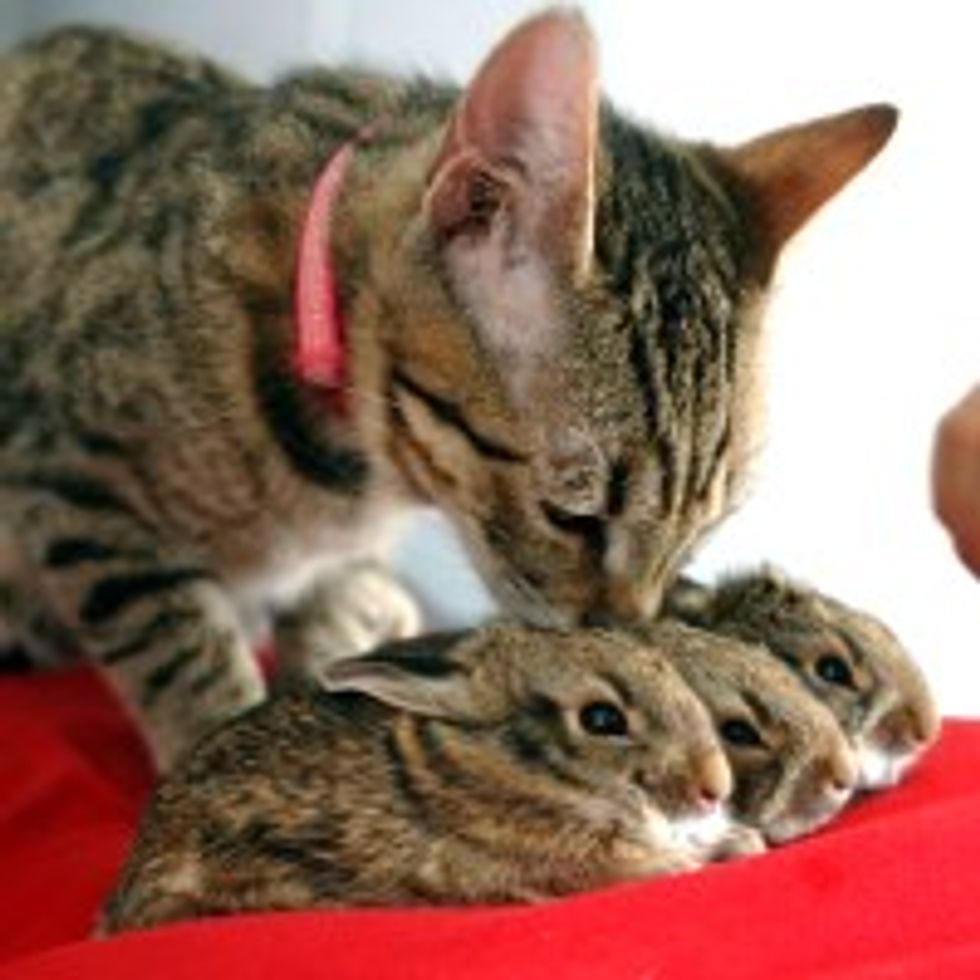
<box><xmin>293</xmin><ymin>139</ymin><xmax>358</xmax><ymax>412</ymax></box>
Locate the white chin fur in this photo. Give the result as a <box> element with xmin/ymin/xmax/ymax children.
<box><xmin>670</xmin><ymin>805</ymin><xmax>733</xmax><ymax>853</ymax></box>
<box><xmin>857</xmin><ymin>743</ymin><xmax>919</xmax><ymax>790</ymax></box>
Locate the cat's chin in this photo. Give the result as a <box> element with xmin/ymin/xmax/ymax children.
<box><xmin>502</xmin><ymin>593</ymin><xmax>574</xmax><ymax>630</ymax></box>
<box><xmin>488</xmin><ymin>577</ymin><xmax>574</xmax><ymax>630</ymax></box>
<box><xmin>455</xmin><ymin>539</ymin><xmax>576</xmax><ymax>628</ymax></box>
<box><xmin>520</xmin><ymin>605</ymin><xmax>575</xmax><ymax>629</ymax></box>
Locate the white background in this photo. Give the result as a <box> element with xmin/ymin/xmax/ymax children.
<box><xmin>3</xmin><ymin>1</ymin><xmax>978</xmax><ymax>715</ymax></box>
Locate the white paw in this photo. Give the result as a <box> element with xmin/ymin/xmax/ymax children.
<box><xmin>296</xmin><ymin>564</ymin><xmax>422</xmax><ymax>665</ymax></box>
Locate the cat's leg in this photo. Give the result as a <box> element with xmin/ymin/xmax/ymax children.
<box><xmin>0</xmin><ymin>582</ymin><xmax>30</xmax><ymax>671</ymax></box>
<box><xmin>0</xmin><ymin>588</ymin><xmax>74</xmax><ymax>671</ymax></box>
<box><xmin>0</xmin><ymin>489</ymin><xmax>264</xmax><ymax>771</ymax></box>
<box><xmin>0</xmin><ymin>576</ymin><xmax>79</xmax><ymax>671</ymax></box>
<box><xmin>274</xmin><ymin>560</ymin><xmax>421</xmax><ymax>682</ymax></box>
<box><xmin>95</xmin><ymin>578</ymin><xmax>264</xmax><ymax>770</ymax></box>
<box><xmin>0</xmin><ymin>528</ymin><xmax>76</xmax><ymax>670</ymax></box>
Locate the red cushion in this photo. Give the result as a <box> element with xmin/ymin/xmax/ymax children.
<box><xmin>1</xmin><ymin>666</ymin><xmax>979</xmax><ymax>979</ymax></box>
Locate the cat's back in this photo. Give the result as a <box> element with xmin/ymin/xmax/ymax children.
<box><xmin>1</xmin><ymin>25</ymin><xmax>244</xmax><ymax>170</ymax></box>
<box><xmin>0</xmin><ymin>24</ymin><xmax>404</xmax><ymax>317</ymax></box>
<box><xmin>0</xmin><ymin>26</ymin><xmax>250</xmax><ymax>312</ymax></box>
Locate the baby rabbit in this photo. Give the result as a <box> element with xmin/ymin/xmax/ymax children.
<box><xmin>103</xmin><ymin>625</ymin><xmax>732</xmax><ymax>934</ymax></box>
<box><xmin>663</xmin><ymin>568</ymin><xmax>939</xmax><ymax>789</ymax></box>
<box><xmin>639</xmin><ymin>621</ymin><xmax>858</xmax><ymax>847</ymax></box>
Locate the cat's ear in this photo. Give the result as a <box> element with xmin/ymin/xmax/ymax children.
<box><xmin>425</xmin><ymin>9</ymin><xmax>599</xmax><ymax>277</ymax></box>
<box><xmin>317</xmin><ymin>634</ymin><xmax>479</xmax><ymax>720</ymax></box>
<box><xmin>723</xmin><ymin>104</ymin><xmax>898</xmax><ymax>275</ymax></box>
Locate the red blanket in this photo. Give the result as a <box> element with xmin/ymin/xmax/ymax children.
<box><xmin>1</xmin><ymin>666</ymin><xmax>979</xmax><ymax>979</ymax></box>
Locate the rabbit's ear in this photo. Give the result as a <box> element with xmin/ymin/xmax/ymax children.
<box><xmin>318</xmin><ymin>633</ymin><xmax>478</xmax><ymax>720</ymax></box>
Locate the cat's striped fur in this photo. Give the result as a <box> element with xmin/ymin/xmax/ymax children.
<box><xmin>0</xmin><ymin>13</ymin><xmax>895</xmax><ymax>766</ymax></box>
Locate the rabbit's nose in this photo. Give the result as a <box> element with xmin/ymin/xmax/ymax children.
<box><xmin>693</xmin><ymin>749</ymin><xmax>732</xmax><ymax>807</ymax></box>
<box><xmin>823</xmin><ymin>742</ymin><xmax>859</xmax><ymax>793</ymax></box>
<box><xmin>877</xmin><ymin>703</ymin><xmax>940</xmax><ymax>751</ymax></box>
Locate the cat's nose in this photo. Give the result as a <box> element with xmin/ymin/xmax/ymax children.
<box><xmin>587</xmin><ymin>578</ymin><xmax>660</xmax><ymax>626</ymax></box>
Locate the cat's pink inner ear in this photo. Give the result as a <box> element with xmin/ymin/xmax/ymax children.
<box><xmin>426</xmin><ymin>9</ymin><xmax>599</xmax><ymax>273</ymax></box>
<box><xmin>724</xmin><ymin>104</ymin><xmax>898</xmax><ymax>269</ymax></box>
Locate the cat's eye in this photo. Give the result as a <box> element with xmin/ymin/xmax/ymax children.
<box><xmin>815</xmin><ymin>654</ymin><xmax>854</xmax><ymax>688</ymax></box>
<box><xmin>579</xmin><ymin>701</ymin><xmax>630</xmax><ymax>738</ymax></box>
<box><xmin>720</xmin><ymin>718</ymin><xmax>764</xmax><ymax>748</ymax></box>
<box><xmin>540</xmin><ymin>502</ymin><xmax>606</xmax><ymax>553</ymax></box>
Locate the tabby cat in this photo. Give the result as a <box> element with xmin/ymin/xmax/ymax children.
<box><xmin>0</xmin><ymin>10</ymin><xmax>896</xmax><ymax>767</ymax></box>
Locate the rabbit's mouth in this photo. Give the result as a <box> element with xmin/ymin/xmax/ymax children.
<box><xmin>640</xmin><ymin>802</ymin><xmax>730</xmax><ymax>857</ymax></box>
<box><xmin>762</xmin><ymin>787</ymin><xmax>851</xmax><ymax>845</ymax></box>
<box><xmin>668</xmin><ymin>803</ymin><xmax>733</xmax><ymax>853</ymax></box>
<box><xmin>855</xmin><ymin>742</ymin><xmax>921</xmax><ymax>790</ymax></box>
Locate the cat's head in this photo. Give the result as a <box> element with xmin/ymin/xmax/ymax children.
<box><xmin>368</xmin><ymin>10</ymin><xmax>896</xmax><ymax>627</ymax></box>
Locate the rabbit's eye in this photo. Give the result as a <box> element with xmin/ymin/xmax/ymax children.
<box><xmin>720</xmin><ymin>718</ymin><xmax>764</xmax><ymax>748</ymax></box>
<box><xmin>579</xmin><ymin>701</ymin><xmax>629</xmax><ymax>737</ymax></box>
<box><xmin>815</xmin><ymin>654</ymin><xmax>854</xmax><ymax>688</ymax></box>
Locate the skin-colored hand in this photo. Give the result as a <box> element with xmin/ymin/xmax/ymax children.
<box><xmin>932</xmin><ymin>384</ymin><xmax>980</xmax><ymax>576</ymax></box>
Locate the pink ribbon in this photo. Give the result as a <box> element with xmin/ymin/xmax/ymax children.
<box><xmin>293</xmin><ymin>139</ymin><xmax>357</xmax><ymax>404</ymax></box>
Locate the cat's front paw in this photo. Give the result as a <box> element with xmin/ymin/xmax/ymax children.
<box><xmin>322</xmin><ymin>561</ymin><xmax>422</xmax><ymax>655</ymax></box>
<box><xmin>276</xmin><ymin>562</ymin><xmax>422</xmax><ymax>680</ymax></box>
